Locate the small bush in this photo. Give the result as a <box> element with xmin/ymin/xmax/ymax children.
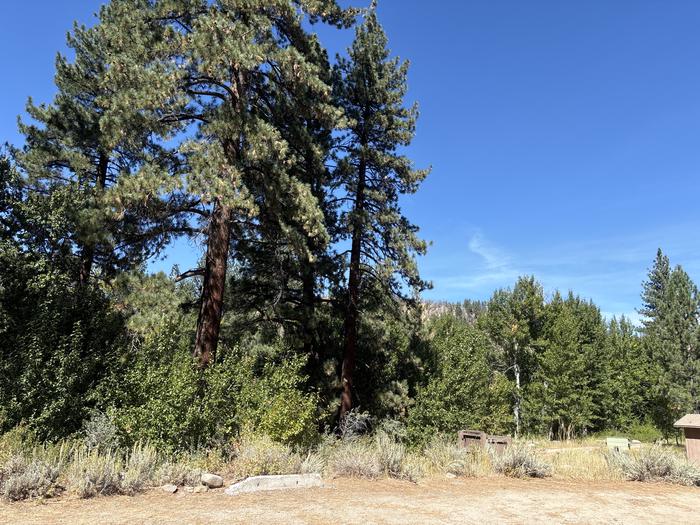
<box><xmin>66</xmin><ymin>447</ymin><xmax>123</xmax><ymax>498</ymax></box>
<box><xmin>325</xmin><ymin>432</ymin><xmax>422</xmax><ymax>481</ymax></box>
<box><xmin>0</xmin><ymin>426</ymin><xmax>37</xmax><ymax>464</ymax></box>
<box><xmin>606</xmin><ymin>446</ymin><xmax>700</xmax><ymax>486</ymax></box>
<box><xmin>625</xmin><ymin>422</ymin><xmax>663</xmax><ymax>444</ymax></box>
<box><xmin>121</xmin><ymin>443</ymin><xmax>160</xmax><ymax>495</ymax></box>
<box><xmin>232</xmin><ymin>434</ymin><xmax>302</xmax><ymax>478</ymax></box>
<box><xmin>0</xmin><ymin>443</ymin><xmax>68</xmax><ymax>501</ymax></box>
<box><xmin>327</xmin><ymin>439</ymin><xmax>381</xmax><ymax>479</ymax></box>
<box><xmin>0</xmin><ymin>455</ymin><xmax>61</xmax><ymax>501</ymax></box>
<box><xmin>375</xmin><ymin>432</ymin><xmax>406</xmax><ymax>478</ymax></box>
<box><xmin>492</xmin><ymin>445</ymin><xmax>551</xmax><ymax>478</ymax></box>
<box><xmin>81</xmin><ymin>411</ymin><xmax>120</xmax><ymax>452</ymax></box>
<box><xmin>156</xmin><ymin>461</ymin><xmax>202</xmax><ymax>486</ymax></box>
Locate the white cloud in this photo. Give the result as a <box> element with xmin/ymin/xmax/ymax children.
<box><xmin>468</xmin><ymin>232</ymin><xmax>512</xmax><ymax>270</ymax></box>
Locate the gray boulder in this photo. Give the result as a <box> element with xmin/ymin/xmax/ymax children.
<box><xmin>201</xmin><ymin>473</ymin><xmax>224</xmax><ymax>488</ymax></box>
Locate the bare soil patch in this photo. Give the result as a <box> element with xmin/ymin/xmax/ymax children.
<box><xmin>2</xmin><ymin>477</ymin><xmax>697</xmax><ymax>524</ymax></box>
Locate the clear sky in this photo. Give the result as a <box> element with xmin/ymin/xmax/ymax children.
<box><xmin>3</xmin><ymin>1</ymin><xmax>700</xmax><ymax>321</ymax></box>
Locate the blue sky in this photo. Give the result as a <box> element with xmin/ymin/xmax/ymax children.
<box><xmin>3</xmin><ymin>1</ymin><xmax>700</xmax><ymax>321</ymax></box>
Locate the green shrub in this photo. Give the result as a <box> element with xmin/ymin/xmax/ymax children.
<box><xmin>407</xmin><ymin>317</ymin><xmax>512</xmax><ymax>446</ymax></box>
<box><xmin>106</xmin><ymin>328</ymin><xmax>319</xmax><ymax>451</ymax></box>
<box><xmin>231</xmin><ymin>346</ymin><xmax>320</xmax><ymax>447</ymax></box>
<box><xmin>231</xmin><ymin>434</ymin><xmax>302</xmax><ymax>478</ymax></box>
<box><xmin>0</xmin><ymin>252</ymin><xmax>127</xmax><ymax>440</ymax></box>
<box><xmin>0</xmin><ymin>426</ymin><xmax>37</xmax><ymax>464</ymax></box>
<box><xmin>625</xmin><ymin>422</ymin><xmax>663</xmax><ymax>443</ymax></box>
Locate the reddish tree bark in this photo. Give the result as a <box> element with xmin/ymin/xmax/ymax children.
<box><xmin>340</xmin><ymin>157</ymin><xmax>366</xmax><ymax>418</ymax></box>
<box><xmin>194</xmin><ymin>199</ymin><xmax>233</xmax><ymax>367</ymax></box>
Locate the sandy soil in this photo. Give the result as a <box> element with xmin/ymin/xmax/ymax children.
<box><xmin>2</xmin><ymin>477</ymin><xmax>698</xmax><ymax>525</ymax></box>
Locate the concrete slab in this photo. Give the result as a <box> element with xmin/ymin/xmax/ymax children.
<box><xmin>225</xmin><ymin>474</ymin><xmax>323</xmax><ymax>496</ymax></box>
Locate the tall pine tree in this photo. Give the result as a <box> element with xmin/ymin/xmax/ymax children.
<box><xmin>99</xmin><ymin>0</ymin><xmax>355</xmax><ymax>366</ymax></box>
<box><xmin>333</xmin><ymin>5</ymin><xmax>429</xmax><ymax>416</ymax></box>
<box><xmin>640</xmin><ymin>249</ymin><xmax>700</xmax><ymax>435</ymax></box>
<box><xmin>16</xmin><ymin>22</ymin><xmax>188</xmax><ymax>285</ymax></box>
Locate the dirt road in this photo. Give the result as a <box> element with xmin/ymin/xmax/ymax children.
<box><xmin>2</xmin><ymin>477</ymin><xmax>698</xmax><ymax>524</ymax></box>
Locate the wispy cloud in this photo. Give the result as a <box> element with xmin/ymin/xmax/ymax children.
<box><xmin>468</xmin><ymin>233</ymin><xmax>512</xmax><ymax>270</ymax></box>
<box><xmin>434</xmin><ymin>232</ymin><xmax>522</xmax><ymax>291</ymax></box>
<box><xmin>422</xmin><ymin>224</ymin><xmax>700</xmax><ymax>322</ymax></box>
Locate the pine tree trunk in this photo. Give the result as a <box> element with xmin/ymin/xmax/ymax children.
<box><xmin>194</xmin><ymin>199</ymin><xmax>233</xmax><ymax>367</ymax></box>
<box><xmin>340</xmin><ymin>157</ymin><xmax>366</xmax><ymax>419</ymax></box>
<box><xmin>79</xmin><ymin>153</ymin><xmax>109</xmax><ymax>285</ymax></box>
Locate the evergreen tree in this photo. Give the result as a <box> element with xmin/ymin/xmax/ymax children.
<box><xmin>480</xmin><ymin>276</ymin><xmax>544</xmax><ymax>435</ymax></box>
<box><xmin>99</xmin><ymin>0</ymin><xmax>355</xmax><ymax>366</ymax></box>
<box><xmin>333</xmin><ymin>5</ymin><xmax>429</xmax><ymax>416</ymax></box>
<box><xmin>407</xmin><ymin>315</ymin><xmax>512</xmax><ymax>444</ymax></box>
<box><xmin>15</xmin><ymin>23</ymin><xmax>188</xmax><ymax>285</ymax></box>
<box><xmin>527</xmin><ymin>292</ymin><xmax>604</xmax><ymax>439</ymax></box>
<box><xmin>597</xmin><ymin>316</ymin><xmax>647</xmax><ymax>430</ymax></box>
<box><xmin>640</xmin><ymin>250</ymin><xmax>700</xmax><ymax>435</ymax></box>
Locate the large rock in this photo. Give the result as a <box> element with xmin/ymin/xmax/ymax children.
<box><xmin>161</xmin><ymin>484</ymin><xmax>178</xmax><ymax>494</ymax></box>
<box><xmin>201</xmin><ymin>473</ymin><xmax>224</xmax><ymax>489</ymax></box>
<box><xmin>225</xmin><ymin>474</ymin><xmax>323</xmax><ymax>496</ymax></box>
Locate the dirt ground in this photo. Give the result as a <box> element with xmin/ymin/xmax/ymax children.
<box><xmin>2</xmin><ymin>477</ymin><xmax>698</xmax><ymax>525</ymax></box>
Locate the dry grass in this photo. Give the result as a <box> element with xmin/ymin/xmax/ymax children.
<box><xmin>1</xmin><ymin>428</ymin><xmax>698</xmax><ymax>503</ymax></box>
<box><xmin>547</xmin><ymin>448</ymin><xmax>619</xmax><ymax>481</ymax></box>
<box><xmin>420</xmin><ymin>436</ymin><xmax>492</xmax><ymax>477</ymax></box>
<box><xmin>327</xmin><ymin>440</ymin><xmax>382</xmax><ymax>479</ymax></box>
<box><xmin>0</xmin><ymin>443</ymin><xmax>68</xmax><ymax>501</ymax></box>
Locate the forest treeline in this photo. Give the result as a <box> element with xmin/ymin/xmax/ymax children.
<box><xmin>1</xmin><ymin>1</ymin><xmax>698</xmax><ymax>450</ymax></box>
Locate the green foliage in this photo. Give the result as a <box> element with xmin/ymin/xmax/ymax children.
<box><xmin>104</xmin><ymin>318</ymin><xmax>318</xmax><ymax>450</ymax></box>
<box><xmin>407</xmin><ymin>316</ymin><xmax>512</xmax><ymax>445</ymax></box>
<box><xmin>625</xmin><ymin>422</ymin><xmax>663</xmax><ymax>443</ymax></box>
<box><xmin>1</xmin><ymin>0</ymin><xmax>697</xmax><ymax>460</ymax></box>
<box><xmin>0</xmin><ymin>245</ymin><xmax>125</xmax><ymax>439</ymax></box>
<box><xmin>480</xmin><ymin>276</ymin><xmax>545</xmax><ymax>435</ymax></box>
<box><xmin>232</xmin><ymin>345</ymin><xmax>320</xmax><ymax>446</ymax></box>
<box><xmin>597</xmin><ymin>317</ymin><xmax>649</xmax><ymax>431</ymax></box>
<box><xmin>640</xmin><ymin>249</ymin><xmax>700</xmax><ymax>436</ymax></box>
<box><xmin>104</xmin><ymin>323</ymin><xmax>205</xmax><ymax>451</ymax></box>
<box><xmin>332</xmin><ymin>6</ymin><xmax>430</xmax><ymax>298</ymax></box>
<box><xmin>353</xmin><ymin>302</ymin><xmax>427</xmax><ymax>421</ymax></box>
<box><xmin>526</xmin><ymin>293</ymin><xmax>605</xmax><ymax>439</ymax></box>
